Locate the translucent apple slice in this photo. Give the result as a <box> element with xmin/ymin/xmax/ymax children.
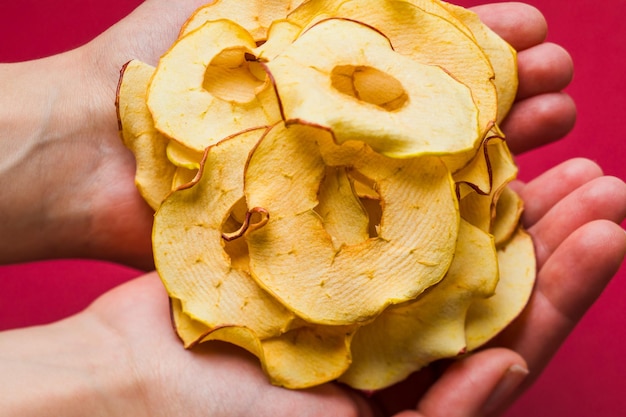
<box><xmin>465</xmin><ymin>227</ymin><xmax>536</xmax><ymax>350</ymax></box>
<box><xmin>339</xmin><ymin>219</ymin><xmax>498</xmax><ymax>390</ymax></box>
<box><xmin>116</xmin><ymin>60</ymin><xmax>177</xmax><ymax>210</ymax></box>
<box><xmin>147</xmin><ymin>19</ymin><xmax>281</xmax><ymax>152</ymax></box>
<box><xmin>266</xmin><ymin>18</ymin><xmax>479</xmax><ymax>158</ymax></box>
<box><xmin>153</xmin><ymin>127</ymin><xmax>296</xmax><ymax>340</ymax></box>
<box><xmin>245</xmin><ymin>122</ymin><xmax>458</xmax><ymax>325</ymax></box>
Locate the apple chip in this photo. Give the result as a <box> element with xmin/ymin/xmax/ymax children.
<box><xmin>339</xmin><ymin>219</ymin><xmax>498</xmax><ymax>390</ymax></box>
<box><xmin>116</xmin><ymin>60</ymin><xmax>176</xmax><ymax>209</ymax></box>
<box><xmin>147</xmin><ymin>19</ymin><xmax>281</xmax><ymax>152</ymax></box>
<box><xmin>458</xmin><ymin>137</ymin><xmax>518</xmax><ymax>233</ymax></box>
<box><xmin>465</xmin><ymin>227</ymin><xmax>536</xmax><ymax>350</ymax></box>
<box><xmin>443</xmin><ymin>2</ymin><xmax>518</xmax><ymax>122</ymax></box>
<box><xmin>153</xmin><ymin>128</ymin><xmax>296</xmax><ymax>339</ymax></box>
<box><xmin>266</xmin><ymin>18</ymin><xmax>480</xmax><ymax>158</ymax></box>
<box><xmin>288</xmin><ymin>0</ymin><xmax>498</xmax><ymax>140</ymax></box>
<box><xmin>245</xmin><ymin>122</ymin><xmax>458</xmax><ymax>324</ymax></box>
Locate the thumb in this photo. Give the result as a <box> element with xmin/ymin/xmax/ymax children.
<box><xmin>394</xmin><ymin>348</ymin><xmax>528</xmax><ymax>417</ymax></box>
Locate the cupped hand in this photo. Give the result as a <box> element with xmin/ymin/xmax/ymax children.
<box><xmin>84</xmin><ymin>271</ymin><xmax>375</xmax><ymax>417</ymax></box>
<box><xmin>369</xmin><ymin>158</ymin><xmax>626</xmax><ymax>417</ymax></box>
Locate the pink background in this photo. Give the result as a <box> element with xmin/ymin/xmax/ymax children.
<box><xmin>0</xmin><ymin>1</ymin><xmax>624</xmax><ymax>415</ymax></box>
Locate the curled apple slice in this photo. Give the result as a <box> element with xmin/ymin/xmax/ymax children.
<box><xmin>245</xmin><ymin>122</ymin><xmax>459</xmax><ymax>325</ymax></box>
<box><xmin>453</xmin><ymin>127</ymin><xmax>507</xmax><ymax>199</ymax></box>
<box><xmin>147</xmin><ymin>19</ymin><xmax>280</xmax><ymax>152</ymax></box>
<box><xmin>153</xmin><ymin>127</ymin><xmax>295</xmax><ymax>339</ymax></box>
<box><xmin>339</xmin><ymin>219</ymin><xmax>498</xmax><ymax>390</ymax></box>
<box><xmin>265</xmin><ymin>18</ymin><xmax>479</xmax><ymax>158</ymax></box>
<box><xmin>116</xmin><ymin>60</ymin><xmax>176</xmax><ymax>210</ymax></box>
<box><xmin>458</xmin><ymin>137</ymin><xmax>518</xmax><ymax>233</ymax></box>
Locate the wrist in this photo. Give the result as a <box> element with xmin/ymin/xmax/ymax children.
<box><xmin>0</xmin><ymin>52</ymin><xmax>100</xmax><ymax>262</ymax></box>
<box><xmin>0</xmin><ymin>45</ymin><xmax>153</xmax><ymax>267</ymax></box>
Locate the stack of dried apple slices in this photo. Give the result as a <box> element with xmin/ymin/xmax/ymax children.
<box><xmin>116</xmin><ymin>0</ymin><xmax>535</xmax><ymax>390</ymax></box>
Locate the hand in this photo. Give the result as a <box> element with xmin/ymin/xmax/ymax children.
<box><xmin>0</xmin><ymin>271</ymin><xmax>375</xmax><ymax>417</ymax></box>
<box><xmin>368</xmin><ymin>158</ymin><xmax>626</xmax><ymax>417</ymax></box>
<box><xmin>0</xmin><ymin>1</ymin><xmax>575</xmax><ymax>269</ymax></box>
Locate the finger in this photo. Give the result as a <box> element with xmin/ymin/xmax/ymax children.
<box><xmin>397</xmin><ymin>349</ymin><xmax>528</xmax><ymax>417</ymax></box>
<box><xmin>516</xmin><ymin>42</ymin><xmax>574</xmax><ymax>100</ymax></box>
<box><xmin>500</xmin><ymin>92</ymin><xmax>576</xmax><ymax>154</ymax></box>
<box><xmin>471</xmin><ymin>2</ymin><xmax>547</xmax><ymax>51</ymax></box>
<box><xmin>493</xmin><ymin>220</ymin><xmax>626</xmax><ymax>379</ymax></box>
<box><xmin>528</xmin><ymin>175</ymin><xmax>626</xmax><ymax>268</ymax></box>
<box><xmin>536</xmin><ymin>220</ymin><xmax>626</xmax><ymax>324</ymax></box>
<box><xmin>518</xmin><ymin>158</ymin><xmax>604</xmax><ymax>227</ymax></box>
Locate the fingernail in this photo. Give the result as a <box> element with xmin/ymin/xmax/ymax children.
<box><xmin>481</xmin><ymin>364</ymin><xmax>529</xmax><ymax>415</ymax></box>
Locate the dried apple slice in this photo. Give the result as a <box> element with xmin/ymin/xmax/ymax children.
<box><xmin>180</xmin><ymin>0</ymin><xmax>303</xmax><ymax>41</ymax></box>
<box><xmin>443</xmin><ymin>2</ymin><xmax>518</xmax><ymax>122</ymax></box>
<box><xmin>245</xmin><ymin>122</ymin><xmax>459</xmax><ymax>325</ymax></box>
<box><xmin>170</xmin><ymin>166</ymin><xmax>198</xmax><ymax>190</ymax></box>
<box><xmin>147</xmin><ymin>19</ymin><xmax>280</xmax><ymax>152</ymax></box>
<box><xmin>453</xmin><ymin>128</ymin><xmax>507</xmax><ymax>199</ymax></box>
<box><xmin>153</xmin><ymin>127</ymin><xmax>296</xmax><ymax>339</ymax></box>
<box><xmin>116</xmin><ymin>60</ymin><xmax>176</xmax><ymax>210</ymax></box>
<box><xmin>458</xmin><ymin>138</ymin><xmax>518</xmax><ymax>232</ymax></box>
<box><xmin>266</xmin><ymin>18</ymin><xmax>479</xmax><ymax>158</ymax></box>
<box><xmin>253</xmin><ymin>20</ymin><xmax>302</xmax><ymax>61</ymax></box>
<box><xmin>172</xmin><ymin>287</ymin><xmax>354</xmax><ymax>389</ymax></box>
<box><xmin>465</xmin><ymin>227</ymin><xmax>536</xmax><ymax>350</ymax></box>
<box><xmin>170</xmin><ymin>297</ymin><xmax>211</xmax><ymax>348</ymax></box>
<box><xmin>287</xmin><ymin>0</ymin><xmax>497</xmax><ymax>138</ymax></box>
<box><xmin>197</xmin><ymin>323</ymin><xmax>355</xmax><ymax>389</ymax></box>
<box><xmin>339</xmin><ymin>219</ymin><xmax>498</xmax><ymax>390</ymax></box>
<box><xmin>260</xmin><ymin>325</ymin><xmax>355</xmax><ymax>388</ymax></box>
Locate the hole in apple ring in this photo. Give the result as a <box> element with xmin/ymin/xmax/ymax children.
<box><xmin>330</xmin><ymin>65</ymin><xmax>408</xmax><ymax>111</ymax></box>
<box><xmin>203</xmin><ymin>47</ymin><xmax>266</xmax><ymax>103</ymax></box>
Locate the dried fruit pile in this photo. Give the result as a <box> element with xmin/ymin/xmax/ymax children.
<box><xmin>116</xmin><ymin>0</ymin><xmax>536</xmax><ymax>390</ymax></box>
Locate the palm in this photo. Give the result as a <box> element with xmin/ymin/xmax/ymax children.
<box><xmin>87</xmin><ymin>271</ymin><xmax>374</xmax><ymax>417</ymax></box>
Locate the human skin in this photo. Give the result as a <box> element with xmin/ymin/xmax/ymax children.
<box><xmin>0</xmin><ymin>1</ymin><xmax>624</xmax><ymax>416</ymax></box>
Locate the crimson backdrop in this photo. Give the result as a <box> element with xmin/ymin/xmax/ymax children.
<box><xmin>0</xmin><ymin>1</ymin><xmax>624</xmax><ymax>416</ymax></box>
